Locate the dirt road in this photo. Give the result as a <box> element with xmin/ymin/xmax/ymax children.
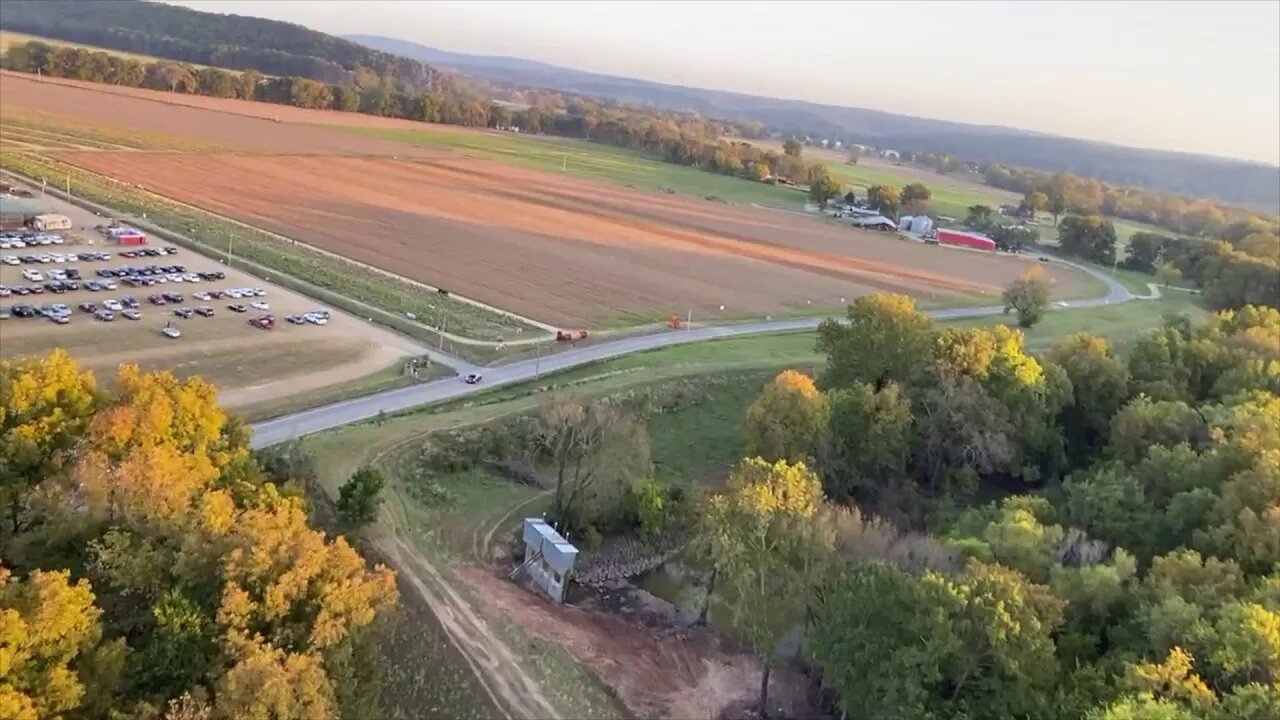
<box><xmin>377</xmin><ymin>534</ymin><xmax>562</xmax><ymax>720</ymax></box>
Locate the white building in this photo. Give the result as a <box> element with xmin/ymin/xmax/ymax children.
<box><xmin>514</xmin><ymin>518</ymin><xmax>579</xmax><ymax>603</ymax></box>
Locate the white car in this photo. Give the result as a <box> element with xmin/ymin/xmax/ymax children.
<box><xmin>305</xmin><ymin>313</ymin><xmax>328</xmax><ymax>326</ymax></box>
<box><xmin>37</xmin><ymin>254</ymin><xmax>52</xmax><ymax>263</ymax></box>
<box><xmin>50</xmin><ymin>236</ymin><xmax>64</xmax><ymax>245</ymax></box>
<box><xmin>183</xmin><ymin>273</ymin><xmax>200</xmax><ymax>283</ymax></box>
<box><xmin>22</xmin><ymin>269</ymin><xmax>42</xmax><ymax>282</ymax></box>
<box><xmin>250</xmin><ymin>300</ymin><xmax>269</xmax><ymax>311</ymax></box>
<box><xmin>161</xmin><ymin>325</ymin><xmax>181</xmax><ymax>339</ymax></box>
<box><xmin>168</xmin><ymin>274</ymin><xmax>184</xmax><ymax>283</ymax></box>
<box><xmin>103</xmin><ymin>299</ymin><xmax>123</xmax><ymax>311</ymax></box>
<box><xmin>9</xmin><ymin>240</ymin><xmax>24</xmax><ymax>248</ymax></box>
<box><xmin>101</xmin><ymin>280</ymin><xmax>118</xmax><ymax>290</ymax></box>
<box><xmin>193</xmin><ymin>291</ymin><xmax>212</xmax><ymax>301</ymax></box>
<box><xmin>50</xmin><ymin>253</ymin><xmax>66</xmax><ymax>263</ymax></box>
<box><xmin>2</xmin><ymin>256</ymin><xmax>19</xmax><ymax>266</ymax></box>
<box><xmin>226</xmin><ymin>289</ymin><xmax>243</xmax><ymax>298</ymax></box>
<box><xmin>65</xmin><ymin>253</ymin><xmax>79</xmax><ymax>262</ymax></box>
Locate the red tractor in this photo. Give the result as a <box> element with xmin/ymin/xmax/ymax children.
<box><xmin>556</xmin><ymin>329</ymin><xmax>589</xmax><ymax>342</ymax></box>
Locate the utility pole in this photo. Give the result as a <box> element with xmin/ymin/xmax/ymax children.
<box><xmin>438</xmin><ymin>315</ymin><xmax>447</xmax><ymax>351</ymax></box>
<box><xmin>225</xmin><ymin>231</ymin><xmax>235</xmax><ymax>267</ymax></box>
<box><xmin>535</xmin><ymin>340</ymin><xmax>542</xmax><ymax>378</ymax></box>
<box><xmin>686</xmin><ymin>308</ymin><xmax>692</xmax><ymax>332</ymax></box>
<box><xmin>65</xmin><ymin>172</ymin><xmax>70</xmax><ymax>199</ymax></box>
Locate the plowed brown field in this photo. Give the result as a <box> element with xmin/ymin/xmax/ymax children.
<box><xmin>58</xmin><ymin>152</ymin><xmax>1088</xmax><ymax>325</ymax></box>
<box><xmin>0</xmin><ymin>71</ymin><xmax>440</xmax><ymax>155</ymax></box>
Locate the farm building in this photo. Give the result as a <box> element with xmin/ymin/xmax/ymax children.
<box><xmin>937</xmin><ymin>228</ymin><xmax>997</xmax><ymax>251</ymax></box>
<box><xmin>31</xmin><ymin>213</ymin><xmax>73</xmax><ymax>231</ymax></box>
<box><xmin>899</xmin><ymin>215</ymin><xmax>934</xmax><ymax>235</ymax></box>
<box><xmin>515</xmin><ymin>518</ymin><xmax>579</xmax><ymax>603</ymax></box>
<box><xmin>849</xmin><ymin>214</ymin><xmax>898</xmax><ymax>231</ymax></box>
<box><xmin>0</xmin><ymin>196</ymin><xmax>46</xmax><ymax>230</ymax></box>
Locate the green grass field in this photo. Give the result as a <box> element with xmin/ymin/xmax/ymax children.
<box><xmin>341</xmin><ymin>125</ymin><xmax>811</xmax><ymax>208</ymax></box>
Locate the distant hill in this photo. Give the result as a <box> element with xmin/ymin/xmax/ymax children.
<box><xmin>0</xmin><ymin>1</ymin><xmax>436</xmax><ymax>91</ymax></box>
<box><xmin>349</xmin><ymin>34</ymin><xmax>1280</xmax><ymax>212</ymax></box>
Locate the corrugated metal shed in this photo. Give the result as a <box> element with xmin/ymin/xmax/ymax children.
<box><xmin>522</xmin><ymin>518</ymin><xmax>579</xmax><ymax>574</ymax></box>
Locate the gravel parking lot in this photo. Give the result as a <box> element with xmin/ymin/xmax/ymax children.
<box><xmin>0</xmin><ymin>186</ymin><xmax>426</xmax><ymax>409</ymax></box>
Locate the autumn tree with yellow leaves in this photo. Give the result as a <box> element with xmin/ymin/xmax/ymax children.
<box><xmin>0</xmin><ymin>353</ymin><xmax>397</xmax><ymax>719</ymax></box>
<box><xmin>695</xmin><ymin>457</ymin><xmax>832</xmax><ymax>717</ymax></box>
<box><xmin>743</xmin><ymin>370</ymin><xmax>829</xmax><ymax>463</ymax></box>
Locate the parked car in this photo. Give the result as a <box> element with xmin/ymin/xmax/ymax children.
<box><xmin>148</xmin><ymin>294</ymin><xmax>168</xmax><ymax>306</ymax></box>
<box><xmin>94</xmin><ymin>310</ymin><xmax>115</xmax><ymax>322</ymax></box>
<box><xmin>250</xmin><ymin>300</ymin><xmax>269</xmax><ymax>311</ymax></box>
<box><xmin>103</xmin><ymin>299</ymin><xmax>123</xmax><ymax>311</ymax></box>
<box><xmin>194</xmin><ymin>306</ymin><xmax>215</xmax><ymax>317</ymax></box>
<box><xmin>285</xmin><ymin>314</ymin><xmax>306</xmax><ymax>325</ymax></box>
<box><xmin>163</xmin><ymin>292</ymin><xmax>184</xmax><ymax>303</ymax></box>
<box><xmin>173</xmin><ymin>307</ymin><xmax>195</xmax><ymax>319</ymax></box>
<box><xmin>227</xmin><ymin>303</ymin><xmax>248</xmax><ymax>313</ymax></box>
<box><xmin>249</xmin><ymin>314</ymin><xmax>275</xmax><ymax>330</ymax></box>
<box><xmin>49</xmin><ymin>314</ymin><xmax>70</xmax><ymax>325</ymax></box>
<box><xmin>161</xmin><ymin>324</ymin><xmax>181</xmax><ymax>339</ymax></box>
<box><xmin>79</xmin><ymin>302</ymin><xmax>97</xmax><ymax>313</ymax></box>
<box><xmin>305</xmin><ymin>313</ymin><xmax>328</xmax><ymax>326</ymax></box>
<box><xmin>121</xmin><ymin>309</ymin><xmax>142</xmax><ymax>320</ymax></box>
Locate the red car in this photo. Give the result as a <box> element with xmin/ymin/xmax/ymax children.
<box><xmin>249</xmin><ymin>314</ymin><xmax>275</xmax><ymax>330</ymax></box>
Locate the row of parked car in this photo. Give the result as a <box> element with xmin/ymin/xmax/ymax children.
<box><xmin>0</xmin><ymin>232</ymin><xmax>65</xmax><ymax>249</ymax></box>
<box><xmin>2</xmin><ymin>250</ymin><xmax>112</xmax><ymax>266</ymax></box>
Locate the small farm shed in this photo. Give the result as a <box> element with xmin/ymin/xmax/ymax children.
<box><xmin>32</xmin><ymin>213</ymin><xmax>73</xmax><ymax>231</ymax></box>
<box><xmin>517</xmin><ymin>518</ymin><xmax>579</xmax><ymax>603</ymax></box>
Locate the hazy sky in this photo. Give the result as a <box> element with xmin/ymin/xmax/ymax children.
<box><xmin>169</xmin><ymin>1</ymin><xmax>1280</xmax><ymax>165</ymax></box>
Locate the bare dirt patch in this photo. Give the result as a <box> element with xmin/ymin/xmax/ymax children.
<box><xmin>57</xmin><ymin>152</ymin><xmax>1089</xmax><ymax>326</ymax></box>
<box><xmin>457</xmin><ymin>567</ymin><xmax>811</xmax><ymax>720</ymax></box>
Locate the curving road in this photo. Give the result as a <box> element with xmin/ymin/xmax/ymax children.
<box><xmin>250</xmin><ymin>254</ymin><xmax>1132</xmax><ymax>448</ymax></box>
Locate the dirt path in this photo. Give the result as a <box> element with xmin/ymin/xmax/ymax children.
<box><xmin>377</xmin><ymin>534</ymin><xmax>562</xmax><ymax>720</ymax></box>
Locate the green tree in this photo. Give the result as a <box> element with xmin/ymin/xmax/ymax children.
<box><xmin>1003</xmin><ymin>265</ymin><xmax>1054</xmax><ymax>327</ymax></box>
<box><xmin>235</xmin><ymin>69</ymin><xmax>262</xmax><ymax>100</ymax></box>
<box><xmin>1157</xmin><ymin>262</ymin><xmax>1184</xmax><ymax>288</ymax></box>
<box><xmin>967</xmin><ymin>204</ymin><xmax>995</xmax><ymax>227</ymax></box>
<box><xmin>195</xmin><ymin>67</ymin><xmax>236</xmax><ymax>98</ymax></box>
<box><xmin>744</xmin><ymin>370</ymin><xmax>829</xmax><ymax>463</ymax></box>
<box><xmin>1023</xmin><ymin>191</ymin><xmax>1049</xmax><ymax>220</ymax></box>
<box><xmin>697</xmin><ymin>458</ymin><xmax>829</xmax><ymax>716</ymax></box>
<box><xmin>531</xmin><ymin>398</ymin><xmax>651</xmax><ymax>533</ymax></box>
<box><xmin>866</xmin><ymin>184</ymin><xmax>901</xmax><ymax>216</ymax></box>
<box><xmin>901</xmin><ymin>182</ymin><xmax>932</xmax><ymax>206</ymax></box>
<box><xmin>816</xmin><ymin>293</ymin><xmax>935</xmax><ymax>390</ymax></box>
<box><xmin>1048</xmin><ymin>334</ymin><xmax>1132</xmax><ymax>462</ymax></box>
<box><xmin>331</xmin><ymin>85</ymin><xmax>359</xmax><ymax>112</ymax></box>
<box><xmin>782</xmin><ymin>137</ymin><xmax>803</xmax><ymax>157</ymax></box>
<box><xmin>1059</xmin><ymin>215</ymin><xmax>1119</xmax><ymax>265</ymax></box>
<box><xmin>820</xmin><ymin>382</ymin><xmax>913</xmax><ymax>508</ymax></box>
<box><xmin>1108</xmin><ymin>397</ymin><xmax>1209</xmax><ymax>464</ymax></box>
<box><xmin>809</xmin><ymin>562</ymin><xmax>951</xmax><ymax>720</ymax></box>
<box><xmin>336</xmin><ymin>466</ymin><xmax>386</xmax><ymax>526</ymax></box>
<box><xmin>808</xmin><ymin>170</ymin><xmax>842</xmax><ymax>206</ymax></box>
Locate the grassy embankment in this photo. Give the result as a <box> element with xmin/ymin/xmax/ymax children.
<box><xmin>0</xmin><ymin>152</ymin><xmax>537</xmax><ymax>350</ymax></box>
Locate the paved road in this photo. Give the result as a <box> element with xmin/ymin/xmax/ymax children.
<box><xmin>250</xmin><ymin>254</ymin><xmax>1132</xmax><ymax>448</ymax></box>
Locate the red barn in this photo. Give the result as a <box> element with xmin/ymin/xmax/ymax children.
<box><xmin>937</xmin><ymin>229</ymin><xmax>996</xmax><ymax>251</ymax></box>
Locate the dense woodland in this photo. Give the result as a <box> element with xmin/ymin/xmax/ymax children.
<box><xmin>0</xmin><ymin>353</ymin><xmax>399</xmax><ymax>719</ymax></box>
<box><xmin>706</xmin><ymin>296</ymin><xmax>1280</xmax><ymax>718</ymax></box>
<box><xmin>0</xmin><ymin>0</ymin><xmax>434</xmax><ymax>91</ymax></box>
